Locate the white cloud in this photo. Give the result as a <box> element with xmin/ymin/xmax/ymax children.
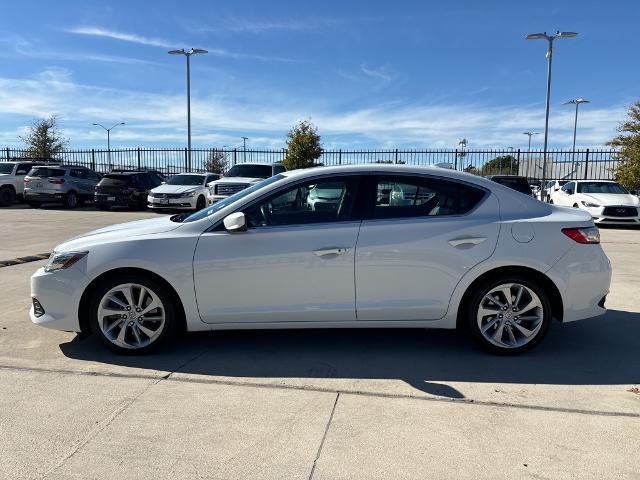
<box><xmin>0</xmin><ymin>69</ymin><xmax>626</xmax><ymax>149</ymax></box>
<box><xmin>67</xmin><ymin>26</ymin><xmax>173</xmax><ymax>48</ymax></box>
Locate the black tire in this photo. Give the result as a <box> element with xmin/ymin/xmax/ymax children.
<box><xmin>27</xmin><ymin>201</ymin><xmax>42</xmax><ymax>208</ymax></box>
<box><xmin>63</xmin><ymin>191</ymin><xmax>78</xmax><ymax>209</ymax></box>
<box><xmin>195</xmin><ymin>195</ymin><xmax>206</xmax><ymax>211</ymax></box>
<box><xmin>96</xmin><ymin>204</ymin><xmax>111</xmax><ymax>211</ymax></box>
<box><xmin>466</xmin><ymin>275</ymin><xmax>551</xmax><ymax>355</ymax></box>
<box><xmin>0</xmin><ymin>186</ymin><xmax>16</xmax><ymax>207</ymax></box>
<box><xmin>549</xmin><ymin>199</ymin><xmax>554</xmax><ymax>204</ymax></box>
<box><xmin>89</xmin><ymin>273</ymin><xmax>178</xmax><ymax>355</ymax></box>
<box><xmin>573</xmin><ymin>204</ymin><xmax>579</xmax><ymax>208</ymax></box>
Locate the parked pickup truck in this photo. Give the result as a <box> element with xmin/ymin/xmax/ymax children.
<box><xmin>0</xmin><ymin>161</ymin><xmax>44</xmax><ymax>207</ymax></box>
<box><xmin>207</xmin><ymin>162</ymin><xmax>286</xmax><ymax>204</ymax></box>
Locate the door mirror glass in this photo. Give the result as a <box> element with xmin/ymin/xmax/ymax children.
<box><xmin>223</xmin><ymin>212</ymin><xmax>247</xmax><ymax>233</ymax></box>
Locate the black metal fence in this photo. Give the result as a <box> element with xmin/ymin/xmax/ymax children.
<box><xmin>2</xmin><ymin>147</ymin><xmax>620</xmax><ymax>182</ymax></box>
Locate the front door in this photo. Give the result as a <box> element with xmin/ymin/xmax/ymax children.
<box><xmin>355</xmin><ymin>174</ymin><xmax>500</xmax><ymax>321</ymax></box>
<box><xmin>193</xmin><ymin>175</ymin><xmax>362</xmax><ymax>324</ymax></box>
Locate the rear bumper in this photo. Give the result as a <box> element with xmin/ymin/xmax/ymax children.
<box><xmin>94</xmin><ymin>193</ymin><xmax>134</xmax><ymax>206</ymax></box>
<box><xmin>546</xmin><ymin>244</ymin><xmax>612</xmax><ymax>323</ymax></box>
<box><xmin>24</xmin><ymin>191</ymin><xmax>65</xmax><ymax>202</ymax></box>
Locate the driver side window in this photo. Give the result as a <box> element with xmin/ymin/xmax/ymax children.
<box><xmin>562</xmin><ymin>182</ymin><xmax>575</xmax><ymax>194</ymax></box>
<box><xmin>244</xmin><ymin>176</ymin><xmax>358</xmax><ymax>227</ymax></box>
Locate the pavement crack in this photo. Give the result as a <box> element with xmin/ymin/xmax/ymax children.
<box><xmin>309</xmin><ymin>392</ymin><xmax>340</xmax><ymax>480</ymax></box>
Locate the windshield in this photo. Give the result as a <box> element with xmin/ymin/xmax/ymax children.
<box><xmin>183</xmin><ymin>174</ymin><xmax>285</xmax><ymax>223</ymax></box>
<box><xmin>578</xmin><ymin>182</ymin><xmax>628</xmax><ymax>194</ymax></box>
<box><xmin>166</xmin><ymin>174</ymin><xmax>204</xmax><ymax>186</ymax></box>
<box><xmin>226</xmin><ymin>164</ymin><xmax>273</xmax><ymax>179</ymax></box>
<box><xmin>0</xmin><ymin>163</ymin><xmax>14</xmax><ymax>174</ymax></box>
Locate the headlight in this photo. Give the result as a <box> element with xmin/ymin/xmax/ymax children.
<box><xmin>182</xmin><ymin>191</ymin><xmax>197</xmax><ymax>198</ymax></box>
<box><xmin>148</xmin><ymin>192</ymin><xmax>155</xmax><ymax>198</ymax></box>
<box><xmin>45</xmin><ymin>251</ymin><xmax>88</xmax><ymax>272</ymax></box>
<box><xmin>581</xmin><ymin>201</ymin><xmax>601</xmax><ymax>208</ymax></box>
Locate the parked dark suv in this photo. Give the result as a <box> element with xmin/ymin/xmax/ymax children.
<box><xmin>485</xmin><ymin>175</ymin><xmax>533</xmax><ymax>197</ymax></box>
<box><xmin>95</xmin><ymin>171</ymin><xmax>164</xmax><ymax>210</ymax></box>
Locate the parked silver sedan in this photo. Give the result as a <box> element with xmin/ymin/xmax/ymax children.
<box><xmin>24</xmin><ymin>165</ymin><xmax>102</xmax><ymax>208</ymax></box>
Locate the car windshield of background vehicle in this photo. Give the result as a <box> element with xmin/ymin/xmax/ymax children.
<box><xmin>226</xmin><ymin>165</ymin><xmax>273</xmax><ymax>179</ymax></box>
<box><xmin>493</xmin><ymin>177</ymin><xmax>532</xmax><ymax>195</ymax></box>
<box><xmin>578</xmin><ymin>182</ymin><xmax>628</xmax><ymax>194</ymax></box>
<box><xmin>0</xmin><ymin>163</ymin><xmax>14</xmax><ymax>174</ymax></box>
<box><xmin>166</xmin><ymin>174</ymin><xmax>205</xmax><ymax>186</ymax></box>
<box><xmin>183</xmin><ymin>174</ymin><xmax>285</xmax><ymax>223</ymax></box>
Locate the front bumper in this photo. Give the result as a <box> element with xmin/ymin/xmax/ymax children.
<box><xmin>207</xmin><ymin>194</ymin><xmax>228</xmax><ymax>205</ymax></box>
<box><xmin>30</xmin><ymin>265</ymin><xmax>87</xmax><ymax>332</ymax></box>
<box><xmin>582</xmin><ymin>206</ymin><xmax>640</xmax><ymax>225</ymax></box>
<box><xmin>148</xmin><ymin>197</ymin><xmax>197</xmax><ymax>210</ymax></box>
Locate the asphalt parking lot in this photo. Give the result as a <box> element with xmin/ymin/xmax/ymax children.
<box><xmin>1</xmin><ymin>204</ymin><xmax>639</xmax><ymax>480</ymax></box>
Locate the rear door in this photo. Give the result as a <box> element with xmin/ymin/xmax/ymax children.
<box><xmin>355</xmin><ymin>174</ymin><xmax>500</xmax><ymax>321</ymax></box>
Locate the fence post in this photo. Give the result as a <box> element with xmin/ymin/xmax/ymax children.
<box><xmin>516</xmin><ymin>149</ymin><xmax>521</xmax><ymax>176</ymax></box>
<box><xmin>184</xmin><ymin>148</ymin><xmax>189</xmax><ymax>172</ymax></box>
<box><xmin>454</xmin><ymin>149</ymin><xmax>458</xmax><ymax>170</ymax></box>
<box><xmin>584</xmin><ymin>148</ymin><xmax>590</xmax><ymax>180</ymax></box>
<box><xmin>394</xmin><ymin>149</ymin><xmax>399</xmax><ymax>164</ymax></box>
<box><xmin>233</xmin><ymin>149</ymin><xmax>237</xmax><ymax>166</ymax></box>
<box><xmin>5</xmin><ymin>147</ymin><xmax>9</xmax><ymax>161</ymax></box>
<box><xmin>338</xmin><ymin>149</ymin><xmax>342</xmax><ymax>165</ymax></box>
<box><xmin>91</xmin><ymin>149</ymin><xmax>96</xmax><ymax>171</ymax></box>
<box><xmin>137</xmin><ymin>147</ymin><xmax>141</xmax><ymax>171</ymax></box>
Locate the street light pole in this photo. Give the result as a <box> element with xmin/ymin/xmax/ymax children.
<box><xmin>563</xmin><ymin>98</ymin><xmax>591</xmax><ymax>151</ymax></box>
<box><xmin>168</xmin><ymin>48</ymin><xmax>208</xmax><ymax>172</ymax></box>
<box><xmin>526</xmin><ymin>31</ymin><xmax>578</xmax><ymax>199</ymax></box>
<box><xmin>241</xmin><ymin>136</ymin><xmax>248</xmax><ymax>163</ymax></box>
<box><xmin>92</xmin><ymin>122</ymin><xmax>125</xmax><ymax>170</ymax></box>
<box><xmin>522</xmin><ymin>131</ymin><xmax>540</xmax><ymax>151</ymax></box>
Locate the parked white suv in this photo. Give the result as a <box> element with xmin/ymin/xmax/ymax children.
<box><xmin>207</xmin><ymin>162</ymin><xmax>286</xmax><ymax>204</ymax></box>
<box><xmin>0</xmin><ymin>161</ymin><xmax>44</xmax><ymax>207</ymax></box>
<box><xmin>148</xmin><ymin>173</ymin><xmax>219</xmax><ymax>211</ymax></box>
<box><xmin>550</xmin><ymin>180</ymin><xmax>640</xmax><ymax>225</ymax></box>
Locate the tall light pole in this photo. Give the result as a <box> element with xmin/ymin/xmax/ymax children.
<box><xmin>93</xmin><ymin>122</ymin><xmax>125</xmax><ymax>170</ymax></box>
<box><xmin>241</xmin><ymin>136</ymin><xmax>248</xmax><ymax>163</ymax></box>
<box><xmin>526</xmin><ymin>31</ymin><xmax>578</xmax><ymax>198</ymax></box>
<box><xmin>562</xmin><ymin>98</ymin><xmax>590</xmax><ymax>151</ymax></box>
<box><xmin>522</xmin><ymin>131</ymin><xmax>540</xmax><ymax>150</ymax></box>
<box><xmin>168</xmin><ymin>48</ymin><xmax>208</xmax><ymax>171</ymax></box>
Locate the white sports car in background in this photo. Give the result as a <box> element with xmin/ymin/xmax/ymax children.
<box><xmin>550</xmin><ymin>180</ymin><xmax>640</xmax><ymax>225</ymax></box>
<box><xmin>148</xmin><ymin>173</ymin><xmax>219</xmax><ymax>211</ymax></box>
<box><xmin>30</xmin><ymin>165</ymin><xmax>611</xmax><ymax>355</ymax></box>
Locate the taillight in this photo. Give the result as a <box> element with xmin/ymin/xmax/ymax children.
<box><xmin>48</xmin><ymin>178</ymin><xmax>65</xmax><ymax>185</ymax></box>
<box><xmin>24</xmin><ymin>177</ymin><xmax>30</xmax><ymax>183</ymax></box>
<box><xmin>562</xmin><ymin>227</ymin><xmax>600</xmax><ymax>244</ymax></box>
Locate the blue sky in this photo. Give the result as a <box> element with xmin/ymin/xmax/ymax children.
<box><xmin>0</xmin><ymin>0</ymin><xmax>638</xmax><ymax>150</ymax></box>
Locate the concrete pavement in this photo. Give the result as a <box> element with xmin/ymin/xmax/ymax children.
<box><xmin>0</xmin><ymin>207</ymin><xmax>639</xmax><ymax>479</ymax></box>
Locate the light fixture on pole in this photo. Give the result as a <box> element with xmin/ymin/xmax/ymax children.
<box><xmin>525</xmin><ymin>30</ymin><xmax>578</xmax><ymax>199</ymax></box>
<box><xmin>92</xmin><ymin>122</ymin><xmax>125</xmax><ymax>170</ymax></box>
<box><xmin>168</xmin><ymin>48</ymin><xmax>208</xmax><ymax>171</ymax></box>
<box><xmin>522</xmin><ymin>131</ymin><xmax>540</xmax><ymax>150</ymax></box>
<box><xmin>562</xmin><ymin>98</ymin><xmax>590</xmax><ymax>151</ymax></box>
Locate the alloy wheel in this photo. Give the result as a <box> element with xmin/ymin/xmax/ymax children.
<box><xmin>476</xmin><ymin>283</ymin><xmax>544</xmax><ymax>349</ymax></box>
<box><xmin>97</xmin><ymin>283</ymin><xmax>166</xmax><ymax>350</ymax></box>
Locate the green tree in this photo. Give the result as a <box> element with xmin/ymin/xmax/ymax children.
<box><xmin>203</xmin><ymin>149</ymin><xmax>228</xmax><ymax>174</ymax></box>
<box><xmin>609</xmin><ymin>101</ymin><xmax>640</xmax><ymax>189</ymax></box>
<box><xmin>283</xmin><ymin>120</ymin><xmax>323</xmax><ymax>170</ymax></box>
<box><xmin>481</xmin><ymin>155</ymin><xmax>518</xmax><ymax>175</ymax></box>
<box><xmin>463</xmin><ymin>165</ymin><xmax>480</xmax><ymax>175</ymax></box>
<box><xmin>20</xmin><ymin>116</ymin><xmax>68</xmax><ymax>159</ymax></box>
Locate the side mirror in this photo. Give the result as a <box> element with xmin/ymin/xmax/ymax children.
<box><xmin>223</xmin><ymin>212</ymin><xmax>247</xmax><ymax>233</ymax></box>
<box><xmin>630</xmin><ymin>190</ymin><xmax>638</xmax><ymax>195</ymax></box>
<box><xmin>567</xmin><ymin>190</ymin><xmax>574</xmax><ymax>195</ymax></box>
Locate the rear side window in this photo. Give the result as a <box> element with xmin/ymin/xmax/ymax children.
<box><xmin>99</xmin><ymin>174</ymin><xmax>130</xmax><ymax>186</ymax></box>
<box><xmin>372</xmin><ymin>176</ymin><xmax>485</xmax><ymax>219</ymax></box>
<box><xmin>70</xmin><ymin>168</ymin><xmax>87</xmax><ymax>179</ymax></box>
<box><xmin>28</xmin><ymin>167</ymin><xmax>65</xmax><ymax>177</ymax></box>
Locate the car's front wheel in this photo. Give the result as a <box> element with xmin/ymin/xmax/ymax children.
<box><xmin>467</xmin><ymin>277</ymin><xmax>551</xmax><ymax>354</ymax></box>
<box><xmin>89</xmin><ymin>274</ymin><xmax>177</xmax><ymax>354</ymax></box>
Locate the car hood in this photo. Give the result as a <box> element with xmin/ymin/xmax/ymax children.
<box><xmin>580</xmin><ymin>193</ymin><xmax>640</xmax><ymax>206</ymax></box>
<box><xmin>54</xmin><ymin>216</ymin><xmax>182</xmax><ymax>252</ymax></box>
<box><xmin>151</xmin><ymin>184</ymin><xmax>202</xmax><ymax>194</ymax></box>
<box><xmin>214</xmin><ymin>177</ymin><xmax>262</xmax><ymax>184</ymax></box>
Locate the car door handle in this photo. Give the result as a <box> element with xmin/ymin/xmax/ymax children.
<box><xmin>314</xmin><ymin>247</ymin><xmax>350</xmax><ymax>257</ymax></box>
<box><xmin>448</xmin><ymin>236</ymin><xmax>487</xmax><ymax>248</ymax></box>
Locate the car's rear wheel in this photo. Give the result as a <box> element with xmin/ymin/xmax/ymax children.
<box><xmin>195</xmin><ymin>195</ymin><xmax>206</xmax><ymax>211</ymax></box>
<box><xmin>63</xmin><ymin>191</ymin><xmax>78</xmax><ymax>209</ymax></box>
<box><xmin>467</xmin><ymin>277</ymin><xmax>551</xmax><ymax>354</ymax></box>
<box><xmin>0</xmin><ymin>186</ymin><xmax>16</xmax><ymax>207</ymax></box>
<box><xmin>89</xmin><ymin>275</ymin><xmax>177</xmax><ymax>354</ymax></box>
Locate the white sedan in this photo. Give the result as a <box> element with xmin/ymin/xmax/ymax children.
<box><xmin>148</xmin><ymin>173</ymin><xmax>219</xmax><ymax>211</ymax></box>
<box><xmin>550</xmin><ymin>180</ymin><xmax>640</xmax><ymax>225</ymax></box>
<box><xmin>30</xmin><ymin>165</ymin><xmax>611</xmax><ymax>355</ymax></box>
